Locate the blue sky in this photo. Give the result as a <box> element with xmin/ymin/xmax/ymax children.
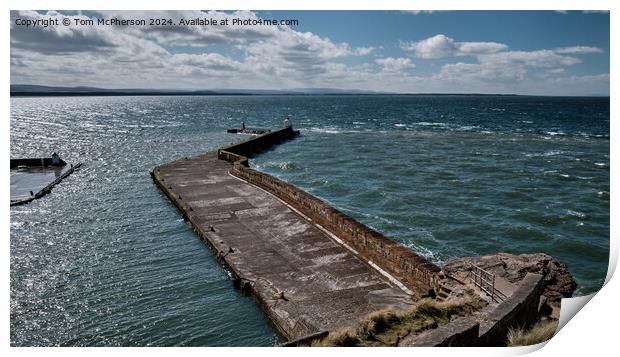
<box><xmin>10</xmin><ymin>10</ymin><xmax>610</xmax><ymax>95</ymax></box>
<box><xmin>269</xmin><ymin>11</ymin><xmax>609</xmax><ymax>74</ymax></box>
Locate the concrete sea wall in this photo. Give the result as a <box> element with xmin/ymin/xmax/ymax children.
<box><xmin>10</xmin><ymin>157</ymin><xmax>67</xmax><ymax>169</ymax></box>
<box><xmin>218</xmin><ymin>127</ymin><xmax>441</xmax><ymax>296</ymax></box>
<box><xmin>152</xmin><ymin>132</ymin><xmax>418</xmax><ymax>341</ymax></box>
<box><xmin>153</xmin><ymin>127</ymin><xmax>554</xmax><ymax>345</ymax></box>
<box><xmin>10</xmin><ymin>161</ymin><xmax>82</xmax><ymax>206</ymax></box>
<box><xmin>408</xmin><ymin>273</ymin><xmax>546</xmax><ymax>346</ymax></box>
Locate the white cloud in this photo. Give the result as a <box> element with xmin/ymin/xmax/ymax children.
<box><xmin>548</xmin><ymin>73</ymin><xmax>609</xmax><ymax>85</ymax></box>
<box><xmin>171</xmin><ymin>53</ymin><xmax>245</xmax><ymax>77</ymax></box>
<box><xmin>9</xmin><ymin>11</ymin><xmax>609</xmax><ymax>95</ymax></box>
<box><xmin>431</xmin><ymin>49</ymin><xmax>583</xmax><ymax>87</ymax></box>
<box><xmin>556</xmin><ymin>10</ymin><xmax>609</xmax><ymax>15</ymax></box>
<box><xmin>554</xmin><ymin>46</ymin><xmax>603</xmax><ymax>54</ymax></box>
<box><xmin>375</xmin><ymin>57</ymin><xmax>416</xmax><ymax>72</ymax></box>
<box><xmin>458</xmin><ymin>42</ymin><xmax>508</xmax><ymax>55</ymax></box>
<box><xmin>375</xmin><ymin>57</ymin><xmax>415</xmax><ymax>72</ymax></box>
<box><xmin>98</xmin><ymin>10</ymin><xmax>281</xmax><ymax>48</ymax></box>
<box><xmin>354</xmin><ymin>47</ymin><xmax>375</xmax><ymax>56</ymax></box>
<box><xmin>433</xmin><ymin>49</ymin><xmax>582</xmax><ymax>86</ymax></box>
<box><xmin>401</xmin><ymin>34</ymin><xmax>508</xmax><ymax>59</ymax></box>
<box><xmin>10</xmin><ymin>10</ymin><xmax>375</xmax><ymax>89</ymax></box>
<box><xmin>240</xmin><ymin>27</ymin><xmax>374</xmax><ymax>83</ymax></box>
<box><xmin>539</xmin><ymin>73</ymin><xmax>609</xmax><ymax>96</ymax></box>
<box><xmin>11</xmin><ymin>10</ymin><xmax>169</xmax><ymax>60</ymax></box>
<box><xmin>400</xmin><ymin>10</ymin><xmax>436</xmax><ymax>15</ymax></box>
<box><xmin>477</xmin><ymin>50</ymin><xmax>581</xmax><ymax>68</ymax></box>
<box><xmin>400</xmin><ymin>35</ymin><xmax>456</xmax><ymax>59</ymax></box>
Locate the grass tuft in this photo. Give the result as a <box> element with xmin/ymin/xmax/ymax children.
<box><xmin>356</xmin><ymin>308</ymin><xmax>401</xmax><ymax>338</ymax></box>
<box><xmin>311</xmin><ymin>328</ymin><xmax>359</xmax><ymax>347</ymax></box>
<box><xmin>313</xmin><ymin>291</ymin><xmax>488</xmax><ymax>347</ymax></box>
<box><xmin>507</xmin><ymin>320</ymin><xmax>558</xmax><ymax>346</ymax></box>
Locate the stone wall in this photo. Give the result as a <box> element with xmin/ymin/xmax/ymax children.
<box><xmin>219</xmin><ymin>127</ymin><xmax>441</xmax><ymax>296</ymax></box>
<box><xmin>477</xmin><ymin>273</ymin><xmax>545</xmax><ymax>345</ymax></box>
<box><xmin>408</xmin><ymin>315</ymin><xmax>480</xmax><ymax>347</ymax></box>
<box><xmin>218</xmin><ymin>127</ymin><xmax>300</xmax><ymax>161</ymax></box>
<box><xmin>10</xmin><ymin>157</ymin><xmax>66</xmax><ymax>168</ymax></box>
<box><xmin>407</xmin><ymin>273</ymin><xmax>545</xmax><ymax>346</ymax></box>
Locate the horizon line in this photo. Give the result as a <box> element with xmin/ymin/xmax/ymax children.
<box><xmin>9</xmin><ymin>84</ymin><xmax>610</xmax><ymax>98</ymax></box>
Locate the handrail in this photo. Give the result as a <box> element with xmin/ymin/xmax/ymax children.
<box><xmin>468</xmin><ymin>264</ymin><xmax>506</xmax><ymax>302</ymax></box>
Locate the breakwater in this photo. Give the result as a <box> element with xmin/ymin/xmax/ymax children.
<box><xmin>152</xmin><ymin>126</ymin><xmax>563</xmax><ymax>346</ymax></box>
<box><xmin>151</xmin><ymin>126</ymin><xmax>441</xmax><ymax>340</ymax></box>
<box><xmin>10</xmin><ymin>158</ymin><xmax>82</xmax><ymax>206</ymax></box>
<box><xmin>10</xmin><ymin>157</ymin><xmax>67</xmax><ymax>169</ymax></box>
<box><xmin>218</xmin><ymin>128</ymin><xmax>441</xmax><ymax>296</ymax></box>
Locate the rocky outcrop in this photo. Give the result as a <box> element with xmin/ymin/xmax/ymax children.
<box><xmin>442</xmin><ymin>253</ymin><xmax>576</xmax><ymax>304</ymax></box>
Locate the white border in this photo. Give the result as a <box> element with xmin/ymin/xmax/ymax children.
<box><xmin>3</xmin><ymin>1</ymin><xmax>616</xmax><ymax>356</ymax></box>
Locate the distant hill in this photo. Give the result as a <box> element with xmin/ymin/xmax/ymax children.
<box><xmin>10</xmin><ymin>85</ymin><xmax>226</xmax><ymax>96</ymax></box>
<box><xmin>18</xmin><ymin>85</ymin><xmax>580</xmax><ymax>97</ymax></box>
<box><xmin>288</xmin><ymin>87</ymin><xmax>388</xmax><ymax>94</ymax></box>
<box><xmin>10</xmin><ymin>84</ymin><xmax>392</xmax><ymax>97</ymax></box>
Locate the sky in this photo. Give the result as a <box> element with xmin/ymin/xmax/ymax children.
<box><xmin>10</xmin><ymin>10</ymin><xmax>610</xmax><ymax>95</ymax></box>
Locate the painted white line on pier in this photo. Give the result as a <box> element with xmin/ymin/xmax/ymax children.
<box><xmin>228</xmin><ymin>171</ymin><xmax>414</xmax><ymax>296</ymax></box>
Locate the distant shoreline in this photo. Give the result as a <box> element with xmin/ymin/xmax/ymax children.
<box><xmin>9</xmin><ymin>84</ymin><xmax>610</xmax><ymax>98</ymax></box>
<box><xmin>10</xmin><ymin>91</ymin><xmax>253</xmax><ymax>97</ymax></box>
<box><xmin>9</xmin><ymin>91</ymin><xmax>609</xmax><ymax>98</ymax></box>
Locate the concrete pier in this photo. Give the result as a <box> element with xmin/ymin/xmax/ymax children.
<box><xmin>10</xmin><ymin>158</ymin><xmax>82</xmax><ymax>206</ymax></box>
<box><xmin>227</xmin><ymin>127</ymin><xmax>270</xmax><ymax>135</ymax></box>
<box><xmin>151</xmin><ymin>127</ymin><xmax>440</xmax><ymax>341</ymax></box>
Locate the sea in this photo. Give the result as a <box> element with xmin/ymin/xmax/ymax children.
<box><xmin>10</xmin><ymin>95</ymin><xmax>609</xmax><ymax>346</ymax></box>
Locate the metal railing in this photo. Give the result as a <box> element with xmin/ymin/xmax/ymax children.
<box><xmin>468</xmin><ymin>264</ymin><xmax>506</xmax><ymax>302</ymax></box>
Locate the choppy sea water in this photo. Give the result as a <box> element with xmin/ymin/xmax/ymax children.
<box><xmin>10</xmin><ymin>95</ymin><xmax>609</xmax><ymax>346</ymax></box>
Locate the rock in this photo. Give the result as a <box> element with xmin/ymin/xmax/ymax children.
<box><xmin>442</xmin><ymin>253</ymin><xmax>576</xmax><ymax>304</ymax></box>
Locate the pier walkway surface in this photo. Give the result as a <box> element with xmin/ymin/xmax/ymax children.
<box><xmin>152</xmin><ymin>127</ymin><xmax>440</xmax><ymax>341</ymax></box>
